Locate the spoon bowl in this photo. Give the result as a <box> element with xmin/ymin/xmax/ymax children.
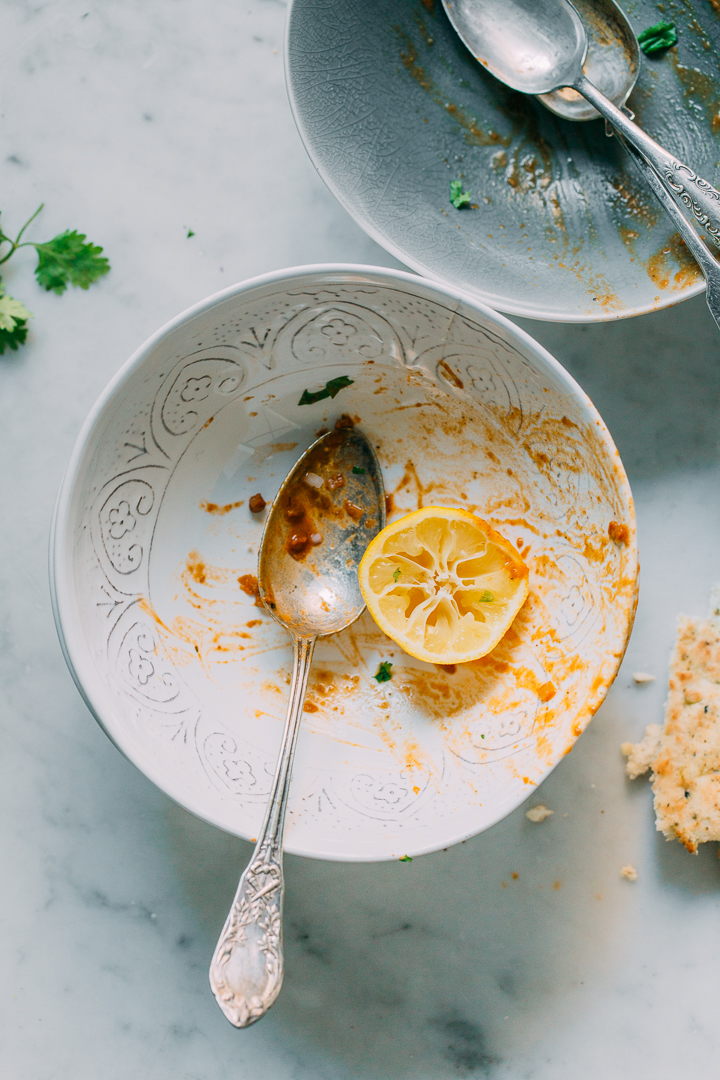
<box><xmin>259</xmin><ymin>428</ymin><xmax>385</xmax><ymax>638</ymax></box>
<box><xmin>443</xmin><ymin>0</ymin><xmax>586</xmax><ymax>95</ymax></box>
<box><xmin>538</xmin><ymin>0</ymin><xmax>639</xmax><ymax>121</ymax></box>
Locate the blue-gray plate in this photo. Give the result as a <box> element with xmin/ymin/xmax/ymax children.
<box><xmin>286</xmin><ymin>0</ymin><xmax>718</xmax><ymax>321</ymax></box>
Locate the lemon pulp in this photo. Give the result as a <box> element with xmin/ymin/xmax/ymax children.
<box><xmin>358</xmin><ymin>506</ymin><xmax>529</xmax><ymax>664</ymax></box>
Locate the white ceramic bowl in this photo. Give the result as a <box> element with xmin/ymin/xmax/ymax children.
<box><xmin>51</xmin><ymin>266</ymin><xmax>638</xmax><ymax>861</ymax></box>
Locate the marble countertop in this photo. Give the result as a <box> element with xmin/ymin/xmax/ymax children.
<box><xmin>2</xmin><ymin>2</ymin><xmax>720</xmax><ymax>1077</ymax></box>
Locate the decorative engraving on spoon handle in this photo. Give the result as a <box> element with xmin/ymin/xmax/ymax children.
<box><xmin>209</xmin><ymin>635</ymin><xmax>316</xmax><ymax>1028</ymax></box>
<box><xmin>620</xmin><ymin>135</ymin><xmax>720</xmax><ymax>332</ymax></box>
<box><xmin>575</xmin><ymin>74</ymin><xmax>720</xmax><ymax>242</ymax></box>
<box><xmin>662</xmin><ymin>161</ymin><xmax>720</xmax><ymax>245</ymax></box>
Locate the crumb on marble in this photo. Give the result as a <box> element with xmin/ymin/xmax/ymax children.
<box><xmin>633</xmin><ymin>671</ymin><xmax>655</xmax><ymax>684</ymax></box>
<box><xmin>620</xmin><ymin>864</ymin><xmax>638</xmax><ymax>881</ymax></box>
<box><xmin>526</xmin><ymin>803</ymin><xmax>553</xmax><ymax>823</ymax></box>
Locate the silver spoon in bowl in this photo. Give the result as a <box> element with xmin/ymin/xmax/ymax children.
<box><xmin>209</xmin><ymin>426</ymin><xmax>385</xmax><ymax>1027</ymax></box>
<box><xmin>441</xmin><ymin>0</ymin><xmax>720</xmax><ymax>246</ymax></box>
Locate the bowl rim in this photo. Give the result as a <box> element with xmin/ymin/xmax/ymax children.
<box><xmin>282</xmin><ymin>0</ymin><xmax>706</xmax><ymax>326</ymax></box>
<box><xmin>50</xmin><ymin>262</ymin><xmax>638</xmax><ymax>860</ymax></box>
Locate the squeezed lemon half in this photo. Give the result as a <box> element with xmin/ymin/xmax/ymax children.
<box><xmin>358</xmin><ymin>506</ymin><xmax>529</xmax><ymax>664</ymax></box>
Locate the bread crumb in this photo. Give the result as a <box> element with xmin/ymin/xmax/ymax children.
<box><xmin>526</xmin><ymin>804</ymin><xmax>553</xmax><ymax>822</ymax></box>
<box><xmin>621</xmin><ymin>723</ymin><xmax>662</xmax><ymax>779</ymax></box>
<box><xmin>633</xmin><ymin>672</ymin><xmax>655</xmax><ymax>684</ymax></box>
<box><xmin>652</xmin><ymin>615</ymin><xmax>720</xmax><ymax>853</ymax></box>
<box><xmin>620</xmin><ymin>864</ymin><xmax>637</xmax><ymax>881</ymax></box>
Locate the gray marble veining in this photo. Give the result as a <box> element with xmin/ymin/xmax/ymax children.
<box><xmin>1</xmin><ymin>2</ymin><xmax>719</xmax><ymax>1078</ymax></box>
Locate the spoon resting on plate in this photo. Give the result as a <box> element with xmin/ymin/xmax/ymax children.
<box><xmin>441</xmin><ymin>0</ymin><xmax>720</xmax><ymax>246</ymax></box>
<box><xmin>209</xmin><ymin>426</ymin><xmax>385</xmax><ymax>1027</ymax></box>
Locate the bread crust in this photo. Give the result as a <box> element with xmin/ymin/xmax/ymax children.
<box><xmin>652</xmin><ymin>616</ymin><xmax>720</xmax><ymax>853</ymax></box>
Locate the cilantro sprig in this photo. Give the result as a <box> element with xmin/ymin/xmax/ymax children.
<box><xmin>638</xmin><ymin>20</ymin><xmax>677</xmax><ymax>55</ymax></box>
<box><xmin>0</xmin><ymin>203</ymin><xmax>109</xmax><ymax>354</ymax></box>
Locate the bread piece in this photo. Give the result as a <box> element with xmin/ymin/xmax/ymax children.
<box><xmin>652</xmin><ymin>616</ymin><xmax>720</xmax><ymax>853</ymax></box>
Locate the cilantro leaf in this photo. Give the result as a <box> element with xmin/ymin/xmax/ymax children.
<box><xmin>0</xmin><ymin>290</ymin><xmax>32</xmax><ymax>332</ymax></box>
<box><xmin>392</xmin><ymin>568</ymin><xmax>402</xmax><ymax>582</ymax></box>
<box><xmin>352</xmin><ymin>465</ymin><xmax>365</xmax><ymax>474</ymax></box>
<box><xmin>34</xmin><ymin>230</ymin><xmax>110</xmax><ymax>294</ymax></box>
<box><xmin>479</xmin><ymin>590</ymin><xmax>495</xmax><ymax>603</ymax></box>
<box><xmin>187</xmin><ymin>229</ymin><xmax>195</xmax><ymax>238</ymax></box>
<box><xmin>0</xmin><ymin>288</ymin><xmax>32</xmax><ymax>354</ymax></box>
<box><xmin>0</xmin><ymin>318</ymin><xmax>30</xmax><ymax>354</ymax></box>
<box><xmin>450</xmin><ymin>179</ymin><xmax>471</xmax><ymax>209</ymax></box>
<box><xmin>399</xmin><ymin>855</ymin><xmax>413</xmax><ymax>862</ymax></box>
<box><xmin>298</xmin><ymin>375</ymin><xmax>354</xmax><ymax>406</ymax></box>
<box><xmin>638</xmin><ymin>20</ymin><xmax>677</xmax><ymax>55</ymax></box>
<box><xmin>373</xmin><ymin>660</ymin><xmax>393</xmax><ymax>683</ymax></box>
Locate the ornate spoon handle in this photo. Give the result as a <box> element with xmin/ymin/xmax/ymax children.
<box><xmin>209</xmin><ymin>635</ymin><xmax>316</xmax><ymax>1028</ymax></box>
<box><xmin>619</xmin><ymin>135</ymin><xmax>720</xmax><ymax>332</ymax></box>
<box><xmin>576</xmin><ymin>75</ymin><xmax>720</xmax><ymax>245</ymax></box>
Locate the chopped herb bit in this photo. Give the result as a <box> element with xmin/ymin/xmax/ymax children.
<box><xmin>638</xmin><ymin>19</ymin><xmax>677</xmax><ymax>55</ymax></box>
<box><xmin>374</xmin><ymin>660</ymin><xmax>393</xmax><ymax>683</ymax></box>
<box><xmin>399</xmin><ymin>855</ymin><xmax>413</xmax><ymax>862</ymax></box>
<box><xmin>298</xmin><ymin>375</ymin><xmax>354</xmax><ymax>406</ymax></box>
<box><xmin>187</xmin><ymin>228</ymin><xmax>195</xmax><ymax>237</ymax></box>
<box><xmin>392</xmin><ymin>568</ymin><xmax>402</xmax><ymax>582</ymax></box>
<box><xmin>352</xmin><ymin>465</ymin><xmax>365</xmax><ymax>474</ymax></box>
<box><xmin>479</xmin><ymin>590</ymin><xmax>495</xmax><ymax>603</ymax></box>
<box><xmin>450</xmin><ymin>179</ymin><xmax>471</xmax><ymax>209</ymax></box>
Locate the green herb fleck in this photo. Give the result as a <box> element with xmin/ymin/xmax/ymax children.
<box><xmin>352</xmin><ymin>465</ymin><xmax>365</xmax><ymax>474</ymax></box>
<box><xmin>638</xmin><ymin>19</ymin><xmax>677</xmax><ymax>55</ymax></box>
<box><xmin>187</xmin><ymin>228</ymin><xmax>195</xmax><ymax>238</ymax></box>
<box><xmin>399</xmin><ymin>855</ymin><xmax>413</xmax><ymax>862</ymax></box>
<box><xmin>450</xmin><ymin>179</ymin><xmax>471</xmax><ymax>209</ymax></box>
<box><xmin>479</xmin><ymin>590</ymin><xmax>495</xmax><ymax>603</ymax></box>
<box><xmin>392</xmin><ymin>568</ymin><xmax>402</xmax><ymax>582</ymax></box>
<box><xmin>0</xmin><ymin>287</ymin><xmax>32</xmax><ymax>354</ymax></box>
<box><xmin>374</xmin><ymin>660</ymin><xmax>393</xmax><ymax>683</ymax></box>
<box><xmin>298</xmin><ymin>375</ymin><xmax>355</xmax><ymax>406</ymax></box>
